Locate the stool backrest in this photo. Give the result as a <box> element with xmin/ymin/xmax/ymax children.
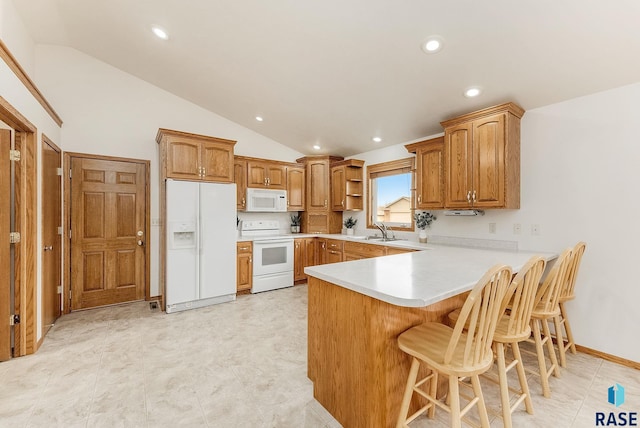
<box><xmin>561</xmin><ymin>242</ymin><xmax>586</xmax><ymax>301</ymax></box>
<box><xmin>445</xmin><ymin>264</ymin><xmax>512</xmax><ymax>367</ymax></box>
<box><xmin>502</xmin><ymin>256</ymin><xmax>547</xmax><ymax>337</ymax></box>
<box><xmin>533</xmin><ymin>248</ymin><xmax>572</xmax><ymax>313</ymax></box>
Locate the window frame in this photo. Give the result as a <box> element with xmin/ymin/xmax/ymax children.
<box><xmin>366</xmin><ymin>157</ymin><xmax>415</xmax><ymax>231</ymax></box>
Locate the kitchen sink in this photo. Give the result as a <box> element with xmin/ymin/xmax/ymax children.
<box><xmin>365</xmin><ymin>236</ymin><xmax>406</xmax><ymax>242</ymax></box>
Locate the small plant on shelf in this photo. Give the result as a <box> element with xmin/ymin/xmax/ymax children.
<box><xmin>290</xmin><ymin>214</ymin><xmax>301</xmax><ymax>233</ymax></box>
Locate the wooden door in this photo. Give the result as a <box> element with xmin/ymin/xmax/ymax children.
<box><xmin>165</xmin><ymin>140</ymin><xmax>201</xmax><ymax>180</ymax></box>
<box><xmin>42</xmin><ymin>138</ymin><xmax>61</xmax><ymax>333</ymax></box>
<box><xmin>287</xmin><ymin>166</ymin><xmax>305</xmax><ymax>211</ymax></box>
<box><xmin>201</xmin><ymin>141</ymin><xmax>233</xmax><ymax>183</ymax></box>
<box><xmin>416</xmin><ymin>139</ymin><xmax>444</xmax><ymax>209</ymax></box>
<box><xmin>234</xmin><ymin>159</ymin><xmax>247</xmax><ymax>210</ymax></box>
<box><xmin>331</xmin><ymin>166</ymin><xmax>346</xmax><ymax>211</ymax></box>
<box><xmin>472</xmin><ymin>113</ymin><xmax>506</xmax><ymax>208</ymax></box>
<box><xmin>307</xmin><ymin>159</ymin><xmax>329</xmax><ymax>211</ymax></box>
<box><xmin>0</xmin><ymin>129</ymin><xmax>11</xmax><ymax>361</ymax></box>
<box><xmin>71</xmin><ymin>157</ymin><xmax>147</xmax><ymax>309</ymax></box>
<box><xmin>444</xmin><ymin>123</ymin><xmax>473</xmax><ymax>208</ymax></box>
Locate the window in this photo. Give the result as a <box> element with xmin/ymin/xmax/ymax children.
<box><xmin>367</xmin><ymin>158</ymin><xmax>414</xmax><ymax>231</ymax></box>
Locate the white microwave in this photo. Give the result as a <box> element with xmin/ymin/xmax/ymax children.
<box><xmin>245</xmin><ymin>188</ymin><xmax>287</xmax><ymax>212</ymax></box>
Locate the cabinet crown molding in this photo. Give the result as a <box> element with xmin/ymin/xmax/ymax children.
<box><xmin>405</xmin><ymin>136</ymin><xmax>444</xmax><ymax>154</ymax></box>
<box><xmin>156</xmin><ymin>128</ymin><xmax>237</xmax><ymax>146</ymax></box>
<box><xmin>440</xmin><ymin>102</ymin><xmax>525</xmax><ymax>128</ymax></box>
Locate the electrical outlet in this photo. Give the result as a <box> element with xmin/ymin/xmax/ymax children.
<box><xmin>531</xmin><ymin>224</ymin><xmax>540</xmax><ymax>236</ymax></box>
<box><xmin>513</xmin><ymin>223</ymin><xmax>521</xmax><ymax>235</ymax></box>
<box><xmin>489</xmin><ymin>223</ymin><xmax>496</xmax><ymax>234</ymax></box>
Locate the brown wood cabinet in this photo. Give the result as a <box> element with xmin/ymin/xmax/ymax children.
<box><xmin>156</xmin><ymin>128</ymin><xmax>235</xmax><ymax>182</ymax></box>
<box><xmin>405</xmin><ymin>137</ymin><xmax>444</xmax><ymax>210</ymax></box>
<box><xmin>331</xmin><ymin>159</ymin><xmax>364</xmax><ymax>211</ymax></box>
<box><xmin>343</xmin><ymin>241</ymin><xmax>386</xmax><ymax>260</ymax></box>
<box><xmin>247</xmin><ymin>161</ymin><xmax>286</xmax><ymax>189</ymax></box>
<box><xmin>287</xmin><ymin>166</ymin><xmax>305</xmax><ymax>211</ymax></box>
<box><xmin>294</xmin><ymin>237</ymin><xmax>316</xmax><ymax>281</ymax></box>
<box><xmin>236</xmin><ymin>241</ymin><xmax>252</xmax><ymax>292</ymax></box>
<box><xmin>234</xmin><ymin>158</ymin><xmax>247</xmax><ymax>211</ymax></box>
<box><xmin>317</xmin><ymin>238</ymin><xmax>344</xmax><ymax>265</ymax></box>
<box><xmin>297</xmin><ymin>156</ymin><xmax>344</xmax><ymax>233</ymax></box>
<box><xmin>441</xmin><ymin>102</ymin><xmax>524</xmax><ymax>209</ymax></box>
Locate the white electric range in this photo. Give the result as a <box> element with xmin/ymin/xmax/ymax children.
<box><xmin>240</xmin><ymin>220</ymin><xmax>294</xmax><ymax>293</ymax></box>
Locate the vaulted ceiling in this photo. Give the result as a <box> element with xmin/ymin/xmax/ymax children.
<box><xmin>12</xmin><ymin>0</ymin><xmax>640</xmax><ymax>156</ymax></box>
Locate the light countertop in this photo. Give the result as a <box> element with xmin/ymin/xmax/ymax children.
<box><xmin>304</xmin><ymin>245</ymin><xmax>557</xmax><ymax>308</ymax></box>
<box><xmin>237</xmin><ymin>233</ymin><xmax>432</xmax><ymax>251</ymax></box>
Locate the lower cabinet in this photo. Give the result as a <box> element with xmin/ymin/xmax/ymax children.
<box><xmin>318</xmin><ymin>238</ymin><xmax>344</xmax><ymax>265</ymax></box>
<box><xmin>294</xmin><ymin>238</ymin><xmax>317</xmax><ymax>282</ymax></box>
<box><xmin>237</xmin><ymin>241</ymin><xmax>252</xmax><ymax>292</ymax></box>
<box><xmin>343</xmin><ymin>241</ymin><xmax>386</xmax><ymax>260</ymax></box>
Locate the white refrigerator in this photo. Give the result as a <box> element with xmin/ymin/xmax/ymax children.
<box><xmin>165</xmin><ymin>179</ymin><xmax>237</xmax><ymax>313</ymax></box>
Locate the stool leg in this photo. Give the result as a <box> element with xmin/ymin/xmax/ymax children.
<box><xmin>532</xmin><ymin>318</ymin><xmax>551</xmax><ymax>398</ymax></box>
<box><xmin>496</xmin><ymin>342</ymin><xmax>512</xmax><ymax>428</ymax></box>
<box><xmin>428</xmin><ymin>369</ymin><xmax>438</xmax><ymax>418</ymax></box>
<box><xmin>471</xmin><ymin>374</ymin><xmax>490</xmax><ymax>428</ymax></box>
<box><xmin>542</xmin><ymin>318</ymin><xmax>561</xmax><ymax>378</ymax></box>
<box><xmin>512</xmin><ymin>341</ymin><xmax>534</xmax><ymax>415</ymax></box>
<box><xmin>449</xmin><ymin>374</ymin><xmax>462</xmax><ymax>428</ymax></box>
<box><xmin>560</xmin><ymin>302</ymin><xmax>577</xmax><ymax>354</ymax></box>
<box><xmin>553</xmin><ymin>314</ymin><xmax>567</xmax><ymax>368</ymax></box>
<box><xmin>396</xmin><ymin>357</ymin><xmax>420</xmax><ymax>428</ymax></box>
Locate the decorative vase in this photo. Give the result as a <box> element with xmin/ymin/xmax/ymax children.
<box><xmin>418</xmin><ymin>229</ymin><xmax>428</xmax><ymax>243</ymax></box>
<box><xmin>346</xmin><ymin>228</ymin><xmax>354</xmax><ymax>236</ymax></box>
<box><xmin>291</xmin><ymin>225</ymin><xmax>300</xmax><ymax>233</ymax></box>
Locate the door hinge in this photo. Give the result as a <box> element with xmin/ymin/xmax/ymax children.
<box><xmin>69</xmin><ymin>168</ymin><xmax>72</xmax><ymax>178</ymax></box>
<box><xmin>56</xmin><ymin>167</ymin><xmax>63</xmax><ymax>176</ymax></box>
<box><xmin>9</xmin><ymin>314</ymin><xmax>20</xmax><ymax>326</ymax></box>
<box><xmin>9</xmin><ymin>150</ymin><xmax>20</xmax><ymax>161</ymax></box>
<box><xmin>57</xmin><ymin>285</ymin><xmax>62</xmax><ymax>294</ymax></box>
<box><xmin>57</xmin><ymin>226</ymin><xmax>63</xmax><ymax>235</ymax></box>
<box><xmin>9</xmin><ymin>232</ymin><xmax>21</xmax><ymax>244</ymax></box>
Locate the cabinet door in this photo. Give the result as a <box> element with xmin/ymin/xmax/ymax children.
<box><xmin>287</xmin><ymin>167</ymin><xmax>305</xmax><ymax>211</ymax></box>
<box><xmin>166</xmin><ymin>140</ymin><xmax>201</xmax><ymax>180</ymax></box>
<box><xmin>471</xmin><ymin>113</ymin><xmax>506</xmax><ymax>208</ymax></box>
<box><xmin>444</xmin><ymin>123</ymin><xmax>473</xmax><ymax>208</ymax></box>
<box><xmin>416</xmin><ymin>142</ymin><xmax>444</xmax><ymax>209</ymax></box>
<box><xmin>326</xmin><ymin>250</ymin><xmax>343</xmax><ymax>264</ymax></box>
<box><xmin>304</xmin><ymin>238</ymin><xmax>316</xmax><ymax>267</ymax></box>
<box><xmin>236</xmin><ymin>242</ymin><xmax>252</xmax><ymax>292</ymax></box>
<box><xmin>331</xmin><ymin>166</ymin><xmax>346</xmax><ymax>211</ymax></box>
<box><xmin>266</xmin><ymin>164</ymin><xmax>286</xmax><ymax>190</ymax></box>
<box><xmin>294</xmin><ymin>239</ymin><xmax>305</xmax><ymax>281</ymax></box>
<box><xmin>307</xmin><ymin>159</ymin><xmax>329</xmax><ymax>211</ymax></box>
<box><xmin>247</xmin><ymin>162</ymin><xmax>268</xmax><ymax>188</ymax></box>
<box><xmin>317</xmin><ymin>238</ymin><xmax>327</xmax><ymax>265</ymax></box>
<box><xmin>234</xmin><ymin>159</ymin><xmax>247</xmax><ymax>210</ymax></box>
<box><xmin>201</xmin><ymin>141</ymin><xmax>234</xmax><ymax>182</ymax></box>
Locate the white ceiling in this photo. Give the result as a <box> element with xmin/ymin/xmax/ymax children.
<box><xmin>11</xmin><ymin>0</ymin><xmax>640</xmax><ymax>157</ymax></box>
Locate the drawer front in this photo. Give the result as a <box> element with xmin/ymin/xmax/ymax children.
<box><xmin>385</xmin><ymin>247</ymin><xmax>416</xmax><ymax>255</ymax></box>
<box><xmin>343</xmin><ymin>241</ymin><xmax>386</xmax><ymax>258</ymax></box>
<box><xmin>237</xmin><ymin>241</ymin><xmax>253</xmax><ymax>254</ymax></box>
<box><xmin>326</xmin><ymin>239</ymin><xmax>344</xmax><ymax>251</ymax></box>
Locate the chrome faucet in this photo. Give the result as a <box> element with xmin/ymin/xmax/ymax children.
<box><xmin>374</xmin><ymin>222</ymin><xmax>388</xmax><ymax>240</ymax></box>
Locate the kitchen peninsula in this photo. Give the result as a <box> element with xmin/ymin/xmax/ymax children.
<box><xmin>305</xmin><ymin>245</ymin><xmax>556</xmax><ymax>428</ymax></box>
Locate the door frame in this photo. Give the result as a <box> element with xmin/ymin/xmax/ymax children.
<box><xmin>0</xmin><ymin>96</ymin><xmax>38</xmax><ymax>357</ymax></box>
<box><xmin>63</xmin><ymin>152</ymin><xmax>151</xmax><ymax>313</ymax></box>
<box><xmin>41</xmin><ymin>134</ymin><xmax>62</xmax><ymax>333</ymax></box>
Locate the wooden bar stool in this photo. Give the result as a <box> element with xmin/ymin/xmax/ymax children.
<box><xmin>396</xmin><ymin>264</ymin><xmax>513</xmax><ymax>428</ymax></box>
<box><xmin>446</xmin><ymin>256</ymin><xmax>547</xmax><ymax>427</ymax></box>
<box><xmin>527</xmin><ymin>248</ymin><xmax>573</xmax><ymax>398</ymax></box>
<box><xmin>555</xmin><ymin>242</ymin><xmax>586</xmax><ymax>367</ymax></box>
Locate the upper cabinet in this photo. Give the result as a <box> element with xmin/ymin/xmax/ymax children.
<box><xmin>234</xmin><ymin>158</ymin><xmax>247</xmax><ymax>210</ymax></box>
<box><xmin>405</xmin><ymin>137</ymin><xmax>444</xmax><ymax>210</ymax></box>
<box><xmin>287</xmin><ymin>165</ymin><xmax>306</xmax><ymax>211</ymax></box>
<box><xmin>441</xmin><ymin>103</ymin><xmax>524</xmax><ymax>209</ymax></box>
<box><xmin>297</xmin><ymin>156</ymin><xmax>344</xmax><ymax>233</ymax></box>
<box><xmin>330</xmin><ymin>159</ymin><xmax>364</xmax><ymax>211</ymax></box>
<box><xmin>157</xmin><ymin>128</ymin><xmax>236</xmax><ymax>183</ymax></box>
<box><xmin>247</xmin><ymin>161</ymin><xmax>286</xmax><ymax>189</ymax></box>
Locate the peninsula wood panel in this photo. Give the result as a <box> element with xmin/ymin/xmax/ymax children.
<box><xmin>308</xmin><ymin>277</ymin><xmax>467</xmax><ymax>428</ymax></box>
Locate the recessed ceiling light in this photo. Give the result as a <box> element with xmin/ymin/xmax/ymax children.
<box><xmin>255</xmin><ymin>116</ymin><xmax>264</xmax><ymax>122</ymax></box>
<box><xmin>421</xmin><ymin>36</ymin><xmax>444</xmax><ymax>54</ymax></box>
<box><xmin>152</xmin><ymin>26</ymin><xmax>169</xmax><ymax>40</ymax></box>
<box><xmin>372</xmin><ymin>137</ymin><xmax>382</xmax><ymax>143</ymax></box>
<box><xmin>313</xmin><ymin>145</ymin><xmax>321</xmax><ymax>150</ymax></box>
<box><xmin>464</xmin><ymin>87</ymin><xmax>482</xmax><ymax>98</ymax></box>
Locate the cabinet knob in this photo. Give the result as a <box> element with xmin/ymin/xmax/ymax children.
<box><xmin>466</xmin><ymin>190</ymin><xmax>471</xmax><ymax>203</ymax></box>
<box><xmin>324</xmin><ymin>199</ymin><xmax>327</xmax><ymax>207</ymax></box>
<box><xmin>43</xmin><ymin>246</ymin><xmax>53</xmax><ymax>251</ymax></box>
<box><xmin>341</xmin><ymin>199</ymin><xmax>344</xmax><ymax>207</ymax></box>
<box><xmin>472</xmin><ymin>190</ymin><xmax>476</xmax><ymax>203</ymax></box>
<box><xmin>417</xmin><ymin>195</ymin><xmax>421</xmax><ymax>203</ymax></box>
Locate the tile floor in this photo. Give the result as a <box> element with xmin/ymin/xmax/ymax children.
<box><xmin>0</xmin><ymin>285</ymin><xmax>638</xmax><ymax>427</ymax></box>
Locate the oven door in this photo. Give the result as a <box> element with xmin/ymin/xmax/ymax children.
<box><xmin>252</xmin><ymin>239</ymin><xmax>294</xmax><ymax>276</ymax></box>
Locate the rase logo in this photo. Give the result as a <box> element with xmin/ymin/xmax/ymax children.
<box><xmin>596</xmin><ymin>383</ymin><xmax>637</xmax><ymax>426</ymax></box>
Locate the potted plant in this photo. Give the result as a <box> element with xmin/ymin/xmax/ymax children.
<box><xmin>290</xmin><ymin>214</ymin><xmax>301</xmax><ymax>233</ymax></box>
<box><xmin>414</xmin><ymin>211</ymin><xmax>436</xmax><ymax>243</ymax></box>
<box><xmin>343</xmin><ymin>216</ymin><xmax>358</xmax><ymax>235</ymax></box>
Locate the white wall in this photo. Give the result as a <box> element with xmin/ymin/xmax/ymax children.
<box><xmin>32</xmin><ymin>45</ymin><xmax>304</xmax><ymax>298</ymax></box>
<box><xmin>350</xmin><ymin>83</ymin><xmax>640</xmax><ymax>362</ymax></box>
